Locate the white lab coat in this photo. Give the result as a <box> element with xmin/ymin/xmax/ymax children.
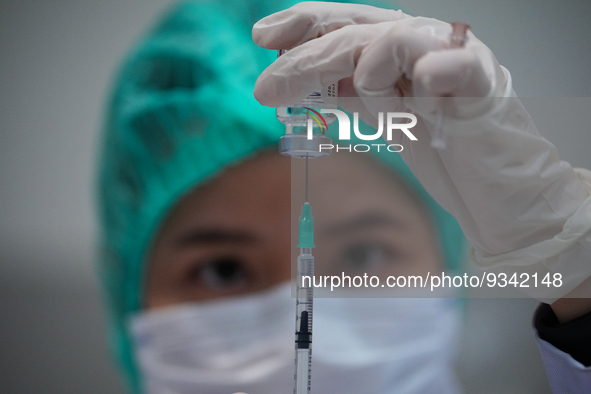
<box><xmin>535</xmin><ymin>330</ymin><xmax>591</xmax><ymax>392</ymax></box>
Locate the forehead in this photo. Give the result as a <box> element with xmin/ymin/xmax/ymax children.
<box><xmin>157</xmin><ymin>150</ymin><xmax>430</xmax><ymax>239</ymax></box>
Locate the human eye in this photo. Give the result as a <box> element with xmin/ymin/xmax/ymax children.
<box><xmin>337</xmin><ymin>242</ymin><xmax>397</xmax><ymax>274</ymax></box>
<box><xmin>184</xmin><ymin>255</ymin><xmax>249</xmax><ymax>291</ymax></box>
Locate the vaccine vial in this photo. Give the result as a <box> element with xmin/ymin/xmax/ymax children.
<box><xmin>276</xmin><ymin>49</ymin><xmax>338</xmax><ymax>158</ymax></box>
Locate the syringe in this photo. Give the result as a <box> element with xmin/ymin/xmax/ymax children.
<box><xmin>430</xmin><ymin>22</ymin><xmax>471</xmax><ymax>150</ymax></box>
<box><xmin>273</xmin><ymin>48</ymin><xmax>335</xmax><ymax>394</ymax></box>
<box><xmin>294</xmin><ymin>161</ymin><xmax>315</xmax><ymax>394</ymax></box>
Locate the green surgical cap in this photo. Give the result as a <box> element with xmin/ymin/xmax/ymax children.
<box><xmin>96</xmin><ymin>0</ymin><xmax>465</xmax><ymax>392</ymax></box>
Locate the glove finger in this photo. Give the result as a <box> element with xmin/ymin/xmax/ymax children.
<box><xmin>254</xmin><ymin>23</ymin><xmax>389</xmax><ymax>107</ymax></box>
<box><xmin>411</xmin><ymin>48</ymin><xmax>493</xmax><ymax>116</ymax></box>
<box><xmin>353</xmin><ymin>23</ymin><xmax>445</xmax><ymax>116</ymax></box>
<box><xmin>337</xmin><ymin>76</ymin><xmax>358</xmax><ymax>98</ymax></box>
<box><xmin>253</xmin><ymin>2</ymin><xmax>408</xmax><ymax>49</ymax></box>
<box><xmin>333</xmin><ymin>78</ymin><xmax>381</xmax><ymax>130</ymax></box>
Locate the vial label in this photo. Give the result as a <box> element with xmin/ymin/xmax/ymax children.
<box><xmin>278</xmin><ymin>49</ymin><xmax>338</xmax><ymax>106</ymax></box>
<box><xmin>322</xmin><ymin>83</ymin><xmax>338</xmax><ymax>105</ymax></box>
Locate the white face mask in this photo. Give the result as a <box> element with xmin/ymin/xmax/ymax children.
<box><xmin>129</xmin><ymin>284</ymin><xmax>462</xmax><ymax>394</ymax></box>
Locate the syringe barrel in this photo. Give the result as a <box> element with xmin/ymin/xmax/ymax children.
<box><xmin>294</xmin><ymin>251</ymin><xmax>314</xmax><ymax>394</ymax></box>
<box><xmin>295</xmin><ymin>348</ymin><xmax>311</xmax><ymax>394</ymax></box>
<box><xmin>297</xmin><ymin>249</ymin><xmax>314</xmax><ymax>276</ymax></box>
<box><xmin>296</xmin><ymin>251</ymin><xmax>314</xmax><ymax>333</ymax></box>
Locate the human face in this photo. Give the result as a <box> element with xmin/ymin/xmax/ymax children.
<box><xmin>144</xmin><ymin>151</ymin><xmax>442</xmax><ymax>308</ymax></box>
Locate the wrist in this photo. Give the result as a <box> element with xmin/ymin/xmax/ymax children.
<box><xmin>551</xmin><ymin>276</ymin><xmax>591</xmax><ymax>323</ymax></box>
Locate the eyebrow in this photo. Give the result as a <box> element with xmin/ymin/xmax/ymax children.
<box><xmin>321</xmin><ymin>212</ymin><xmax>408</xmax><ymax>237</ymax></box>
<box><xmin>176</xmin><ymin>228</ymin><xmax>260</xmax><ymax>247</ymax></box>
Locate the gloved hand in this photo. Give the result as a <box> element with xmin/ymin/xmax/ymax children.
<box><xmin>253</xmin><ymin>2</ymin><xmax>505</xmax><ymax>119</ymax></box>
<box><xmin>253</xmin><ymin>2</ymin><xmax>591</xmax><ymax>300</ymax></box>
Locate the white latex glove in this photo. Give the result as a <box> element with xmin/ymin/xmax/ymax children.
<box><xmin>253</xmin><ymin>2</ymin><xmax>591</xmax><ymax>300</ymax></box>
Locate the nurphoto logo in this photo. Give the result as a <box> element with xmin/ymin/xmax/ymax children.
<box><xmin>306</xmin><ymin>109</ymin><xmax>418</xmax><ymax>153</ymax></box>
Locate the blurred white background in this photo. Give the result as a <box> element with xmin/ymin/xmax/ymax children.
<box><xmin>1</xmin><ymin>0</ymin><xmax>590</xmax><ymax>393</ymax></box>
